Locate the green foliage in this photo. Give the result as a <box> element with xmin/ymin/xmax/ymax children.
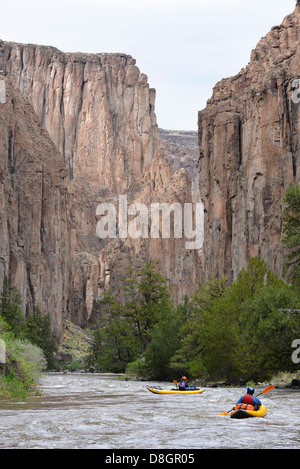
<box><xmin>171</xmin><ymin>258</ymin><xmax>300</xmax><ymax>382</ymax></box>
<box><xmin>144</xmin><ymin>306</ymin><xmax>186</xmax><ymax>379</ymax></box>
<box><xmin>0</xmin><ymin>334</ymin><xmax>43</xmax><ymax>399</ymax></box>
<box><xmin>171</xmin><ymin>277</ymin><xmax>238</xmax><ymax>381</ymax></box>
<box><xmin>282</xmin><ymin>184</ymin><xmax>300</xmax><ymax>287</ymax></box>
<box><xmin>14</xmin><ymin>339</ymin><xmax>47</xmax><ymax>374</ymax></box>
<box><xmin>25</xmin><ymin>307</ymin><xmax>58</xmax><ymax>370</ymax></box>
<box><xmin>0</xmin><ymin>277</ymin><xmax>59</xmax><ymax>399</ymax></box>
<box><xmin>0</xmin><ymin>277</ymin><xmax>58</xmax><ymax>370</ymax></box>
<box><xmin>0</xmin><ymin>277</ymin><xmax>25</xmax><ymax>337</ymax></box>
<box><xmin>87</xmin><ymin>260</ymin><xmax>176</xmax><ymax>376</ymax></box>
<box><xmin>240</xmin><ymin>283</ymin><xmax>300</xmax><ymax>379</ymax></box>
<box><xmin>87</xmin><ymin>304</ymin><xmax>140</xmax><ymax>373</ymax></box>
<box><xmin>87</xmin><ymin>256</ymin><xmax>300</xmax><ymax>382</ymax></box>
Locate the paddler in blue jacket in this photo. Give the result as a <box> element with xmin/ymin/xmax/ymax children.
<box><xmin>236</xmin><ymin>387</ymin><xmax>262</xmax><ymax>410</ymax></box>
<box><xmin>178</xmin><ymin>376</ymin><xmax>188</xmax><ymax>390</ymax></box>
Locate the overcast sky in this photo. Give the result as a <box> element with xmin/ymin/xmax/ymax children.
<box><xmin>1</xmin><ymin>0</ymin><xmax>297</xmax><ymax>130</ymax></box>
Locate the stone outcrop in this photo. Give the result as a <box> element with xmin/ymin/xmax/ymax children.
<box><xmin>198</xmin><ymin>4</ymin><xmax>300</xmax><ymax>281</ymax></box>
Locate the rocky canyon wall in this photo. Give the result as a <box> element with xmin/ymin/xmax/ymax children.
<box><xmin>0</xmin><ymin>42</ymin><xmax>203</xmax><ymax>332</ymax></box>
<box><xmin>0</xmin><ymin>79</ymin><xmax>72</xmax><ymax>335</ymax></box>
<box><xmin>4</xmin><ymin>4</ymin><xmax>297</xmax><ymax>333</ymax></box>
<box><xmin>198</xmin><ymin>5</ymin><xmax>300</xmax><ymax>282</ymax></box>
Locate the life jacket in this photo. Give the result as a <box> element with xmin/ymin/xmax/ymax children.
<box><xmin>234</xmin><ymin>403</ymin><xmax>255</xmax><ymax>411</ymax></box>
<box><xmin>242</xmin><ymin>394</ymin><xmax>255</xmax><ymax>406</ymax></box>
<box><xmin>179</xmin><ymin>381</ymin><xmax>187</xmax><ymax>390</ymax></box>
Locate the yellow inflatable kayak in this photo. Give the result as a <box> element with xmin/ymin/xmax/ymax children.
<box><xmin>147</xmin><ymin>386</ymin><xmax>205</xmax><ymax>395</ymax></box>
<box><xmin>230</xmin><ymin>404</ymin><xmax>267</xmax><ymax>419</ymax></box>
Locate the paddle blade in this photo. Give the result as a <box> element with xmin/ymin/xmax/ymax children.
<box><xmin>262</xmin><ymin>384</ymin><xmax>275</xmax><ymax>394</ymax></box>
<box><xmin>217</xmin><ymin>412</ymin><xmax>229</xmax><ymax>416</ymax></box>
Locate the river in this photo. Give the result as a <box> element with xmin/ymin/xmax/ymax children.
<box><xmin>0</xmin><ymin>373</ymin><xmax>299</xmax><ymax>450</ymax></box>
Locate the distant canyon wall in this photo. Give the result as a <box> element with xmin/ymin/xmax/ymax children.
<box><xmin>198</xmin><ymin>5</ymin><xmax>300</xmax><ymax>281</ymax></box>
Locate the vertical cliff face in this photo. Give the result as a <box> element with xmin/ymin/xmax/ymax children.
<box><xmin>0</xmin><ymin>79</ymin><xmax>72</xmax><ymax>334</ymax></box>
<box><xmin>0</xmin><ymin>41</ymin><xmax>203</xmax><ymax>330</ymax></box>
<box><xmin>1</xmin><ymin>44</ymin><xmax>159</xmax><ymax>190</ymax></box>
<box><xmin>0</xmin><ymin>43</ymin><xmax>162</xmax><ymax>327</ymax></box>
<box><xmin>198</xmin><ymin>5</ymin><xmax>300</xmax><ymax>281</ymax></box>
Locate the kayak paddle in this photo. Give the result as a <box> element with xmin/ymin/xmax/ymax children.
<box><xmin>254</xmin><ymin>384</ymin><xmax>275</xmax><ymax>397</ymax></box>
<box><xmin>217</xmin><ymin>384</ymin><xmax>275</xmax><ymax>416</ymax></box>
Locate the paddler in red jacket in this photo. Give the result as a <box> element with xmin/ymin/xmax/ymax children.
<box><xmin>235</xmin><ymin>387</ymin><xmax>262</xmax><ymax>410</ymax></box>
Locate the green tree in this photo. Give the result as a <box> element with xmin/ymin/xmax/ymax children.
<box><xmin>136</xmin><ymin>260</ymin><xmax>173</xmax><ymax>349</ymax></box>
<box><xmin>25</xmin><ymin>307</ymin><xmax>58</xmax><ymax>370</ymax></box>
<box><xmin>230</xmin><ymin>256</ymin><xmax>269</xmax><ymax>302</ymax></box>
<box><xmin>0</xmin><ymin>277</ymin><xmax>25</xmax><ymax>337</ymax></box>
<box><xmin>144</xmin><ymin>306</ymin><xmax>185</xmax><ymax>380</ymax></box>
<box><xmin>282</xmin><ymin>184</ymin><xmax>300</xmax><ymax>287</ymax></box>
<box><xmin>240</xmin><ymin>283</ymin><xmax>300</xmax><ymax>380</ymax></box>
<box><xmin>122</xmin><ymin>268</ymin><xmax>144</xmax><ymax>351</ymax></box>
<box><xmin>88</xmin><ymin>260</ymin><xmax>177</xmax><ymax>375</ymax></box>
<box><xmin>92</xmin><ymin>289</ymin><xmax>140</xmax><ymax>372</ymax></box>
<box><xmin>170</xmin><ymin>257</ymin><xmax>298</xmax><ymax>382</ymax></box>
<box><xmin>171</xmin><ymin>277</ymin><xmax>232</xmax><ymax>380</ymax></box>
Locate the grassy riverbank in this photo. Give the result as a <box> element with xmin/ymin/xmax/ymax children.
<box><xmin>0</xmin><ymin>282</ymin><xmax>54</xmax><ymax>400</ymax></box>
<box><xmin>0</xmin><ymin>334</ymin><xmax>44</xmax><ymax>400</ymax></box>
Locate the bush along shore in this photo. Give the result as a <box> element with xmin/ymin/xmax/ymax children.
<box><xmin>0</xmin><ymin>334</ymin><xmax>44</xmax><ymax>399</ymax></box>
<box><xmin>0</xmin><ymin>277</ymin><xmax>57</xmax><ymax>400</ymax></box>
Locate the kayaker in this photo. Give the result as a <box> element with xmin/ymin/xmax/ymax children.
<box><xmin>178</xmin><ymin>376</ymin><xmax>188</xmax><ymax>390</ymax></box>
<box><xmin>235</xmin><ymin>386</ymin><xmax>262</xmax><ymax>410</ymax></box>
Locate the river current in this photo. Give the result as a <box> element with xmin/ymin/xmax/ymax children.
<box><xmin>0</xmin><ymin>373</ymin><xmax>299</xmax><ymax>450</ymax></box>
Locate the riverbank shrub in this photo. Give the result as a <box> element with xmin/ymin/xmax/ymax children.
<box><xmin>0</xmin><ymin>278</ymin><xmax>58</xmax><ymax>370</ymax></box>
<box><xmin>14</xmin><ymin>339</ymin><xmax>47</xmax><ymax>375</ymax></box>
<box><xmin>25</xmin><ymin>307</ymin><xmax>58</xmax><ymax>370</ymax></box>
<box><xmin>0</xmin><ymin>334</ymin><xmax>44</xmax><ymax>399</ymax></box>
<box><xmin>0</xmin><ymin>277</ymin><xmax>25</xmax><ymax>337</ymax></box>
<box><xmin>0</xmin><ymin>279</ymin><xmax>56</xmax><ymax>399</ymax></box>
